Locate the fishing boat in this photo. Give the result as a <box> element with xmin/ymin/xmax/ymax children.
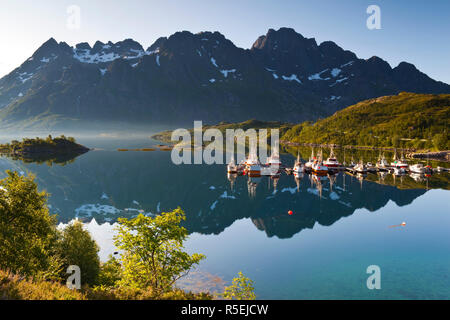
<box><xmin>245</xmin><ymin>146</ymin><xmax>261</xmax><ymax>177</ymax></box>
<box><xmin>304</xmin><ymin>149</ymin><xmax>316</xmax><ymax>171</ymax></box>
<box><xmin>312</xmin><ymin>150</ymin><xmax>328</xmax><ymax>175</ymax></box>
<box><xmin>266</xmin><ymin>145</ymin><xmax>282</xmax><ymax>168</ymax></box>
<box><xmin>227</xmin><ymin>158</ymin><xmax>237</xmax><ymax>173</ymax></box>
<box><xmin>323</xmin><ymin>147</ymin><xmax>342</xmax><ymax>169</ymax></box>
<box><xmin>348</xmin><ymin>156</ymin><xmax>356</xmax><ymax>168</ymax></box>
<box><xmin>293</xmin><ymin>152</ymin><xmax>304</xmax><ymax>174</ymax></box>
<box><xmin>376</xmin><ymin>154</ymin><xmax>389</xmax><ymax>171</ymax></box>
<box><xmin>353</xmin><ymin>160</ymin><xmax>367</xmax><ymax>174</ymax></box>
<box><xmin>409</xmin><ymin>163</ymin><xmax>425</xmax><ymax>174</ymax></box>
<box><xmin>391</xmin><ymin>151</ymin><xmax>408</xmax><ymax>168</ymax></box>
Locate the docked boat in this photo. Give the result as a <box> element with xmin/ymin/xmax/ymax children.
<box><xmin>376</xmin><ymin>154</ymin><xmax>389</xmax><ymax>171</ymax></box>
<box><xmin>266</xmin><ymin>145</ymin><xmax>282</xmax><ymax>168</ymax></box>
<box><xmin>245</xmin><ymin>147</ymin><xmax>261</xmax><ymax>177</ymax></box>
<box><xmin>304</xmin><ymin>149</ymin><xmax>316</xmax><ymax>171</ymax></box>
<box><xmin>409</xmin><ymin>163</ymin><xmax>425</xmax><ymax>174</ymax></box>
<box><xmin>353</xmin><ymin>160</ymin><xmax>367</xmax><ymax>173</ymax></box>
<box><xmin>391</xmin><ymin>151</ymin><xmax>408</xmax><ymax>168</ymax></box>
<box><xmin>293</xmin><ymin>152</ymin><xmax>304</xmax><ymax>174</ymax></box>
<box><xmin>323</xmin><ymin>148</ymin><xmax>342</xmax><ymax>169</ymax></box>
<box><xmin>311</xmin><ymin>150</ymin><xmax>328</xmax><ymax>175</ymax></box>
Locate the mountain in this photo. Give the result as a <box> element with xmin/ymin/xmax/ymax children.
<box><xmin>281</xmin><ymin>92</ymin><xmax>450</xmax><ymax>149</ymax></box>
<box><xmin>1</xmin><ymin>28</ymin><xmax>449</xmax><ymax>130</ymax></box>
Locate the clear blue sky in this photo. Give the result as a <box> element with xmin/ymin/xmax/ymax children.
<box><xmin>0</xmin><ymin>0</ymin><xmax>449</xmax><ymax>83</ymax></box>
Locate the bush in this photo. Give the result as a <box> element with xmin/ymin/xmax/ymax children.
<box><xmin>222</xmin><ymin>272</ymin><xmax>256</xmax><ymax>300</ymax></box>
<box><xmin>0</xmin><ymin>270</ymin><xmax>85</xmax><ymax>300</ymax></box>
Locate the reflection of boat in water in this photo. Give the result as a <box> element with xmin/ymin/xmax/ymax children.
<box><xmin>366</xmin><ymin>162</ymin><xmax>377</xmax><ymax>173</ymax></box>
<box><xmin>409</xmin><ymin>163</ymin><xmax>425</xmax><ymax>174</ymax></box>
<box><xmin>294</xmin><ymin>172</ymin><xmax>303</xmax><ymax>192</ymax></box>
<box><xmin>227</xmin><ymin>172</ymin><xmax>237</xmax><ymax>190</ymax></box>
<box><xmin>393</xmin><ymin>167</ymin><xmax>407</xmax><ymax>175</ymax></box>
<box><xmin>247</xmin><ymin>176</ymin><xmax>261</xmax><ymax>198</ymax></box>
<box><xmin>311</xmin><ymin>173</ymin><xmax>327</xmax><ymax>198</ymax></box>
<box><xmin>410</xmin><ymin>172</ymin><xmax>425</xmax><ymax>182</ymax></box>
<box><xmin>227</xmin><ymin>157</ymin><xmax>237</xmax><ymax>173</ymax></box>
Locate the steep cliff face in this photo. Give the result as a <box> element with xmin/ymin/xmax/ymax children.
<box><xmin>0</xmin><ymin>28</ymin><xmax>449</xmax><ymax>130</ymax></box>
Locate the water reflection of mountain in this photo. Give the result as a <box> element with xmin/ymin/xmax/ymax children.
<box><xmin>0</xmin><ymin>149</ymin><xmax>445</xmax><ymax>239</ymax></box>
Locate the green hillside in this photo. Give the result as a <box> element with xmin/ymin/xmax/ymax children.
<box><xmin>282</xmin><ymin>92</ymin><xmax>449</xmax><ymax>150</ymax></box>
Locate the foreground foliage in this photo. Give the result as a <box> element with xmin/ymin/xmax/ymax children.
<box><xmin>222</xmin><ymin>272</ymin><xmax>256</xmax><ymax>300</ymax></box>
<box><xmin>114</xmin><ymin>209</ymin><xmax>205</xmax><ymax>293</ymax></box>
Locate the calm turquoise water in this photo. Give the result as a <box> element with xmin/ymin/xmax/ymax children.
<box><xmin>0</xmin><ymin>136</ymin><xmax>449</xmax><ymax>299</ymax></box>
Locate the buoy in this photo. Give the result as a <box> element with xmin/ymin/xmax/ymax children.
<box><xmin>389</xmin><ymin>222</ymin><xmax>406</xmax><ymax>228</ymax></box>
<box><xmin>288</xmin><ymin>210</ymin><xmax>293</xmax><ymax>215</ymax></box>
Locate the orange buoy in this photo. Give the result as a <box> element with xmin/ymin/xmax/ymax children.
<box><xmin>389</xmin><ymin>221</ymin><xmax>406</xmax><ymax>228</ymax></box>
<box><xmin>288</xmin><ymin>210</ymin><xmax>293</xmax><ymax>215</ymax></box>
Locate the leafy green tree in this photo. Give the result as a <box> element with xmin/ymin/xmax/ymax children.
<box><xmin>114</xmin><ymin>208</ymin><xmax>205</xmax><ymax>293</ymax></box>
<box><xmin>223</xmin><ymin>272</ymin><xmax>256</xmax><ymax>300</ymax></box>
<box><xmin>57</xmin><ymin>220</ymin><xmax>100</xmax><ymax>286</ymax></box>
<box><xmin>432</xmin><ymin>133</ymin><xmax>448</xmax><ymax>150</ymax></box>
<box><xmin>98</xmin><ymin>255</ymin><xmax>122</xmax><ymax>287</ymax></box>
<box><xmin>0</xmin><ymin>171</ymin><xmax>58</xmax><ymax>277</ymax></box>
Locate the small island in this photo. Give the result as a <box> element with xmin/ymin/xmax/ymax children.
<box><xmin>0</xmin><ymin>135</ymin><xmax>90</xmax><ymax>165</ymax></box>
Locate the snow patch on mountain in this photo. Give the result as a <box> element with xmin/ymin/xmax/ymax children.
<box><xmin>282</xmin><ymin>74</ymin><xmax>302</xmax><ymax>84</ymax></box>
<box><xmin>73</xmin><ymin>48</ymin><xmax>121</xmax><ymax>64</ymax></box>
<box><xmin>210</xmin><ymin>57</ymin><xmax>218</xmax><ymax>67</ymax></box>
<box><xmin>331</xmin><ymin>68</ymin><xmax>341</xmax><ymax>77</ymax></box>
<box><xmin>308</xmin><ymin>69</ymin><xmax>329</xmax><ymax>81</ymax></box>
<box><xmin>220</xmin><ymin>69</ymin><xmax>236</xmax><ymax>78</ymax></box>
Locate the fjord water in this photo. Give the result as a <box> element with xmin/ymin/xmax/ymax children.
<box><xmin>0</xmin><ymin>135</ymin><xmax>449</xmax><ymax>299</ymax></box>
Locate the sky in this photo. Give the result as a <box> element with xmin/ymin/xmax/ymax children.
<box><xmin>0</xmin><ymin>0</ymin><xmax>449</xmax><ymax>83</ymax></box>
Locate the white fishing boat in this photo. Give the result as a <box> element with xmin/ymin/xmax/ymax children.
<box><xmin>366</xmin><ymin>162</ymin><xmax>377</xmax><ymax>173</ymax></box>
<box><xmin>353</xmin><ymin>160</ymin><xmax>367</xmax><ymax>173</ymax></box>
<box><xmin>293</xmin><ymin>152</ymin><xmax>304</xmax><ymax>174</ymax></box>
<box><xmin>266</xmin><ymin>145</ymin><xmax>282</xmax><ymax>168</ymax></box>
<box><xmin>304</xmin><ymin>149</ymin><xmax>316</xmax><ymax>171</ymax></box>
<box><xmin>391</xmin><ymin>151</ymin><xmax>408</xmax><ymax>168</ymax></box>
<box><xmin>245</xmin><ymin>146</ymin><xmax>261</xmax><ymax>177</ymax></box>
<box><xmin>376</xmin><ymin>154</ymin><xmax>389</xmax><ymax>171</ymax></box>
<box><xmin>312</xmin><ymin>150</ymin><xmax>328</xmax><ymax>175</ymax></box>
<box><xmin>409</xmin><ymin>163</ymin><xmax>425</xmax><ymax>174</ymax></box>
<box><xmin>323</xmin><ymin>147</ymin><xmax>342</xmax><ymax>169</ymax></box>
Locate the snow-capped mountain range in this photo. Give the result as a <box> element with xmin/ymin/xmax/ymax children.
<box><xmin>0</xmin><ymin>27</ymin><xmax>449</xmax><ymax>130</ymax></box>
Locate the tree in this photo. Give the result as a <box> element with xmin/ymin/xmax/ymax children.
<box><xmin>223</xmin><ymin>272</ymin><xmax>256</xmax><ymax>300</ymax></box>
<box><xmin>57</xmin><ymin>220</ymin><xmax>100</xmax><ymax>286</ymax></box>
<box><xmin>114</xmin><ymin>208</ymin><xmax>205</xmax><ymax>293</ymax></box>
<box><xmin>432</xmin><ymin>133</ymin><xmax>448</xmax><ymax>150</ymax></box>
<box><xmin>0</xmin><ymin>171</ymin><xmax>58</xmax><ymax>277</ymax></box>
<box><xmin>98</xmin><ymin>255</ymin><xmax>122</xmax><ymax>287</ymax></box>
